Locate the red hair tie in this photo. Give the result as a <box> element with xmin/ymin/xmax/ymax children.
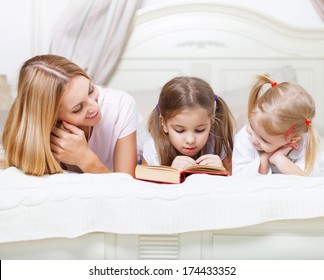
<box><xmin>271</xmin><ymin>82</ymin><xmax>277</xmax><ymax>87</ymax></box>
<box><xmin>305</xmin><ymin>119</ymin><xmax>311</xmax><ymax>125</ymax></box>
<box><xmin>285</xmin><ymin>125</ymin><xmax>295</xmax><ymax>137</ymax></box>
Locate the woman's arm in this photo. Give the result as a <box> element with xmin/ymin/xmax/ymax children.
<box><xmin>79</xmin><ymin>151</ymin><xmax>110</xmax><ymax>173</ymax></box>
<box><xmin>114</xmin><ymin>131</ymin><xmax>137</xmax><ymax>177</ymax></box>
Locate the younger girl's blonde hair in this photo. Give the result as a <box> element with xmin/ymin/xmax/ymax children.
<box><xmin>248</xmin><ymin>74</ymin><xmax>318</xmax><ymax>175</ymax></box>
<box><xmin>2</xmin><ymin>54</ymin><xmax>90</xmax><ymax>176</ymax></box>
<box><xmin>148</xmin><ymin>76</ymin><xmax>234</xmax><ymax>168</ymax></box>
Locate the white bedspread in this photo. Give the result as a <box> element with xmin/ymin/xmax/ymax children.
<box><xmin>1</xmin><ymin>166</ymin><xmax>324</xmax><ymax>243</ymax></box>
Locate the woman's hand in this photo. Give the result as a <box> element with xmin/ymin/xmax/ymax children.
<box><xmin>171</xmin><ymin>156</ymin><xmax>197</xmax><ymax>170</ymax></box>
<box><xmin>50</xmin><ymin>121</ymin><xmax>91</xmax><ymax>166</ymax></box>
<box><xmin>195</xmin><ymin>154</ymin><xmax>224</xmax><ymax>168</ymax></box>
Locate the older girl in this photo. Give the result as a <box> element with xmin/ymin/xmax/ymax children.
<box><xmin>142</xmin><ymin>76</ymin><xmax>234</xmax><ymax>173</ymax></box>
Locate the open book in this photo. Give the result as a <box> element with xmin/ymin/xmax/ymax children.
<box><xmin>135</xmin><ymin>164</ymin><xmax>228</xmax><ymax>184</ymax></box>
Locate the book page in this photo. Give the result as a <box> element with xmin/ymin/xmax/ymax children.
<box><xmin>184</xmin><ymin>165</ymin><xmax>226</xmax><ymax>172</ymax></box>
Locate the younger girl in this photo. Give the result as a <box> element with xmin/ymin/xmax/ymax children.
<box><xmin>142</xmin><ymin>76</ymin><xmax>234</xmax><ymax>173</ymax></box>
<box><xmin>2</xmin><ymin>54</ymin><xmax>138</xmax><ymax>176</ymax></box>
<box><xmin>232</xmin><ymin>74</ymin><xmax>320</xmax><ymax>176</ymax></box>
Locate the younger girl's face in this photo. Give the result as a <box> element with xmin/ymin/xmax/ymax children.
<box><xmin>57</xmin><ymin>76</ymin><xmax>101</xmax><ymax>127</ymax></box>
<box><xmin>247</xmin><ymin>111</ymin><xmax>290</xmax><ymax>153</ymax></box>
<box><xmin>161</xmin><ymin>106</ymin><xmax>211</xmax><ymax>158</ymax></box>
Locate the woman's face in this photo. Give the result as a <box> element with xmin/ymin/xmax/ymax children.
<box><xmin>57</xmin><ymin>76</ymin><xmax>101</xmax><ymax>127</ymax></box>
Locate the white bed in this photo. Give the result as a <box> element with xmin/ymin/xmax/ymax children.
<box><xmin>1</xmin><ymin>1</ymin><xmax>324</xmax><ymax>260</ymax></box>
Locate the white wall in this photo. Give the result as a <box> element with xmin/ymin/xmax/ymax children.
<box><xmin>0</xmin><ymin>0</ymin><xmax>70</xmax><ymax>88</ymax></box>
<box><xmin>0</xmin><ymin>0</ymin><xmax>323</xmax><ymax>93</ymax></box>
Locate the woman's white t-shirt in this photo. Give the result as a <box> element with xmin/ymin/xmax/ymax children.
<box><xmin>87</xmin><ymin>86</ymin><xmax>139</xmax><ymax>171</ymax></box>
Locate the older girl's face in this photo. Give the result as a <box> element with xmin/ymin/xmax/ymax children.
<box><xmin>57</xmin><ymin>76</ymin><xmax>101</xmax><ymax>127</ymax></box>
<box><xmin>161</xmin><ymin>106</ymin><xmax>211</xmax><ymax>158</ymax></box>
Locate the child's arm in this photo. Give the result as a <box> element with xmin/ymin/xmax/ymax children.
<box><xmin>269</xmin><ymin>146</ymin><xmax>303</xmax><ymax>175</ymax></box>
<box><xmin>258</xmin><ymin>152</ymin><xmax>272</xmax><ymax>174</ymax></box>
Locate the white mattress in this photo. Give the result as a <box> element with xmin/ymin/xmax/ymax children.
<box><xmin>1</xmin><ymin>164</ymin><xmax>324</xmax><ymax>243</ymax></box>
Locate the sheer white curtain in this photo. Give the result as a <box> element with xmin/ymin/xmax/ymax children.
<box><xmin>50</xmin><ymin>0</ymin><xmax>140</xmax><ymax>85</ymax></box>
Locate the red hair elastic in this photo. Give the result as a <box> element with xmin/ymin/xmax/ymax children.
<box><xmin>271</xmin><ymin>82</ymin><xmax>277</xmax><ymax>87</ymax></box>
<box><xmin>285</xmin><ymin>125</ymin><xmax>295</xmax><ymax>137</ymax></box>
<box><xmin>305</xmin><ymin>119</ymin><xmax>311</xmax><ymax>125</ymax></box>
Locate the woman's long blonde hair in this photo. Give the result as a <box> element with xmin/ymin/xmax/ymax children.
<box><xmin>2</xmin><ymin>54</ymin><xmax>90</xmax><ymax>176</ymax></box>
<box><xmin>148</xmin><ymin>76</ymin><xmax>234</xmax><ymax>167</ymax></box>
<box><xmin>248</xmin><ymin>74</ymin><xmax>318</xmax><ymax>175</ymax></box>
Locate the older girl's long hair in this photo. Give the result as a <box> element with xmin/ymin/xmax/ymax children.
<box><xmin>148</xmin><ymin>76</ymin><xmax>234</xmax><ymax>167</ymax></box>
<box><xmin>2</xmin><ymin>54</ymin><xmax>90</xmax><ymax>176</ymax></box>
<box><xmin>248</xmin><ymin>74</ymin><xmax>318</xmax><ymax>175</ymax></box>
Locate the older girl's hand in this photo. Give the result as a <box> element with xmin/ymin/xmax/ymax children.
<box><xmin>50</xmin><ymin>121</ymin><xmax>91</xmax><ymax>166</ymax></box>
<box><xmin>195</xmin><ymin>154</ymin><xmax>224</xmax><ymax>168</ymax></box>
<box><xmin>171</xmin><ymin>155</ymin><xmax>197</xmax><ymax>170</ymax></box>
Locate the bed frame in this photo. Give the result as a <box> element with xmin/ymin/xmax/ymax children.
<box><xmin>109</xmin><ymin>1</ymin><xmax>324</xmax><ymax>135</ymax></box>
<box><xmin>1</xmin><ymin>1</ymin><xmax>324</xmax><ymax>260</ymax></box>
<box><xmin>1</xmin><ymin>217</ymin><xmax>324</xmax><ymax>260</ymax></box>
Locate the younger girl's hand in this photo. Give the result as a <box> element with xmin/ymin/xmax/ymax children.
<box><xmin>269</xmin><ymin>139</ymin><xmax>300</xmax><ymax>166</ymax></box>
<box><xmin>171</xmin><ymin>156</ymin><xmax>197</xmax><ymax>170</ymax></box>
<box><xmin>281</xmin><ymin>141</ymin><xmax>300</xmax><ymax>151</ymax></box>
<box><xmin>50</xmin><ymin>121</ymin><xmax>90</xmax><ymax>166</ymax></box>
<box><xmin>269</xmin><ymin>143</ymin><xmax>303</xmax><ymax>175</ymax></box>
<box><xmin>195</xmin><ymin>154</ymin><xmax>224</xmax><ymax>168</ymax></box>
<box><xmin>269</xmin><ymin>145</ymin><xmax>293</xmax><ymax>165</ymax></box>
<box><xmin>258</xmin><ymin>151</ymin><xmax>272</xmax><ymax>174</ymax></box>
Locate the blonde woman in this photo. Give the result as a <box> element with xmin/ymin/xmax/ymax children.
<box><xmin>2</xmin><ymin>54</ymin><xmax>138</xmax><ymax>176</ymax></box>
<box><xmin>233</xmin><ymin>74</ymin><xmax>320</xmax><ymax>176</ymax></box>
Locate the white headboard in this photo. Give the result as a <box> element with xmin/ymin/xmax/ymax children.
<box><xmin>108</xmin><ymin>1</ymin><xmax>324</xmax><ymax>135</ymax></box>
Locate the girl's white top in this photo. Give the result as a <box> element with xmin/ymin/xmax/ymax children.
<box><xmin>232</xmin><ymin>125</ymin><xmax>321</xmax><ymax>176</ymax></box>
